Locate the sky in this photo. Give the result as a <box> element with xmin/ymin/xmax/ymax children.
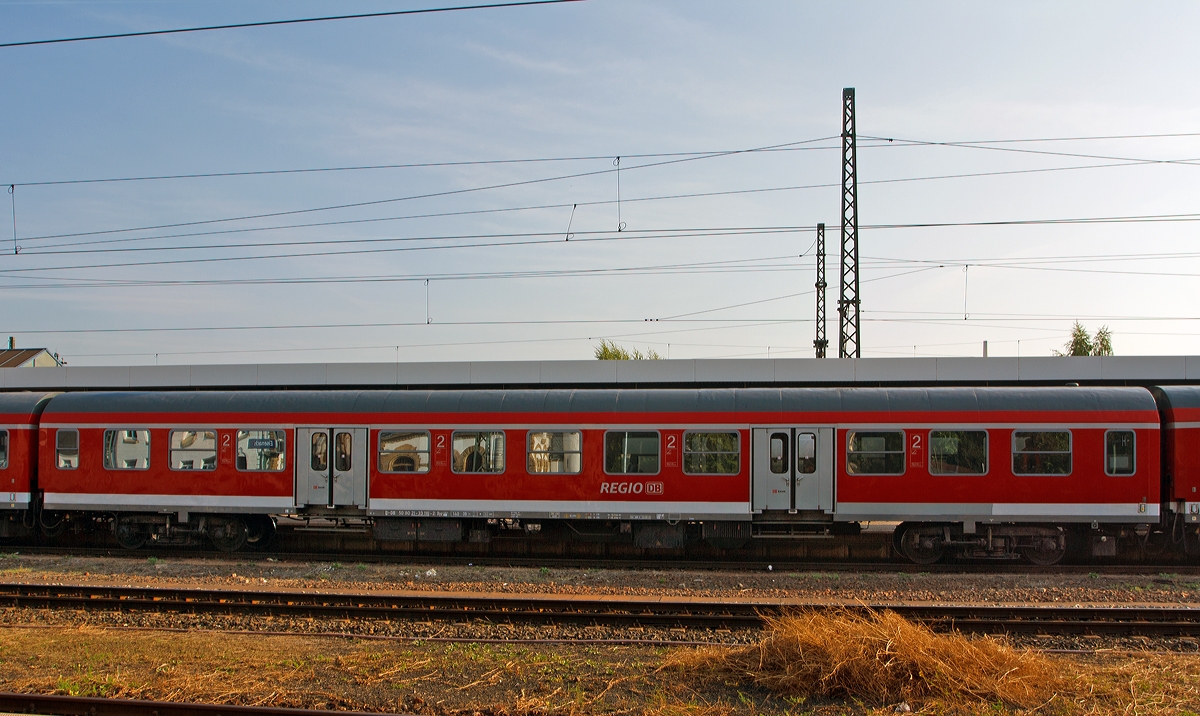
<box><xmin>1</xmin><ymin>0</ymin><xmax>1199</xmax><ymax>365</ymax></box>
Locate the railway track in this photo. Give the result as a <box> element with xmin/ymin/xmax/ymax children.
<box><xmin>0</xmin><ymin>692</ymin><xmax>376</xmax><ymax>716</ymax></box>
<box><xmin>2</xmin><ymin>582</ymin><xmax>1199</xmax><ymax>636</ymax></box>
<box><xmin>7</xmin><ymin>544</ymin><xmax>1200</xmax><ymax>575</ymax></box>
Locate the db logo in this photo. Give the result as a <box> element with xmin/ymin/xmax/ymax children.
<box><xmin>601</xmin><ymin>481</ymin><xmax>665</xmax><ymax>495</ymax></box>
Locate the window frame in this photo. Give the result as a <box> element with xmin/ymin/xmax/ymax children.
<box><xmin>681</xmin><ymin>430</ymin><xmax>741</xmax><ymax>476</ymax></box>
<box><xmin>103</xmin><ymin>428</ymin><xmax>151</xmax><ymax>471</ymax></box>
<box><xmin>603</xmin><ymin>429</ymin><xmax>662</xmax><ymax>476</ymax></box>
<box><xmin>0</xmin><ymin>429</ymin><xmax>8</xmax><ymax>470</ymax></box>
<box><xmin>235</xmin><ymin>429</ymin><xmax>288</xmax><ymax>473</ymax></box>
<box><xmin>526</xmin><ymin>428</ymin><xmax>583</xmax><ymax>475</ymax></box>
<box><xmin>927</xmin><ymin>428</ymin><xmax>990</xmax><ymax>477</ymax></box>
<box><xmin>450</xmin><ymin>429</ymin><xmax>507</xmax><ymax>475</ymax></box>
<box><xmin>768</xmin><ymin>431</ymin><xmax>789</xmax><ymax>475</ymax></box>
<box><xmin>55</xmin><ymin>429</ymin><xmax>79</xmax><ymax>470</ymax></box>
<box><xmin>795</xmin><ymin>431</ymin><xmax>817</xmax><ymax>475</ymax></box>
<box><xmin>1103</xmin><ymin>428</ymin><xmax>1136</xmax><ymax>477</ymax></box>
<box><xmin>1011</xmin><ymin>429</ymin><xmax>1073</xmax><ymax>477</ymax></box>
<box><xmin>168</xmin><ymin>428</ymin><xmax>218</xmax><ymax>472</ymax></box>
<box><xmin>845</xmin><ymin>429</ymin><xmax>907</xmax><ymax>476</ymax></box>
<box><xmin>377</xmin><ymin>429</ymin><xmax>432</xmax><ymax>474</ymax></box>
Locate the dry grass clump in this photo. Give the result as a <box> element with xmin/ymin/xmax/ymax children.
<box><xmin>666</xmin><ymin>609</ymin><xmax>1063</xmax><ymax>708</ymax></box>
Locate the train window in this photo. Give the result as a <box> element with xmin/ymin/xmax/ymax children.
<box><xmin>527</xmin><ymin>431</ymin><xmax>582</xmax><ymax>474</ymax></box>
<box><xmin>929</xmin><ymin>430</ymin><xmax>988</xmax><ymax>475</ymax></box>
<box><xmin>0</xmin><ymin>430</ymin><xmax>7</xmax><ymax>470</ymax></box>
<box><xmin>311</xmin><ymin>432</ymin><xmax>328</xmax><ymax>471</ymax></box>
<box><xmin>56</xmin><ymin>430</ymin><xmax>78</xmax><ymax>469</ymax></box>
<box><xmin>846</xmin><ymin>431</ymin><xmax>905</xmax><ymax>475</ymax></box>
<box><xmin>103</xmin><ymin>429</ymin><xmax>150</xmax><ymax>470</ymax></box>
<box><xmin>379</xmin><ymin>431</ymin><xmax>430</xmax><ymax>473</ymax></box>
<box><xmin>769</xmin><ymin>433</ymin><xmax>788</xmax><ymax>474</ymax></box>
<box><xmin>452</xmin><ymin>431</ymin><xmax>505</xmax><ymax>473</ymax></box>
<box><xmin>237</xmin><ymin>430</ymin><xmax>286</xmax><ymax>472</ymax></box>
<box><xmin>1012</xmin><ymin>431</ymin><xmax>1071</xmax><ymax>475</ymax></box>
<box><xmin>1105</xmin><ymin>430</ymin><xmax>1135</xmax><ymax>476</ymax></box>
<box><xmin>169</xmin><ymin>430</ymin><xmax>217</xmax><ymax>471</ymax></box>
<box><xmin>335</xmin><ymin>432</ymin><xmax>353</xmax><ymax>472</ymax></box>
<box><xmin>604</xmin><ymin>431</ymin><xmax>659</xmax><ymax>474</ymax></box>
<box><xmin>797</xmin><ymin>432</ymin><xmax>817</xmax><ymax>474</ymax></box>
<box><xmin>683</xmin><ymin>431</ymin><xmax>739</xmax><ymax>475</ymax></box>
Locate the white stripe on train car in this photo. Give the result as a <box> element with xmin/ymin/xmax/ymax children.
<box><xmin>42</xmin><ymin>493</ymin><xmax>293</xmax><ymax>510</ymax></box>
<box><xmin>367</xmin><ymin>498</ymin><xmax>750</xmax><ymax>518</ymax></box>
<box><xmin>836</xmin><ymin>501</ymin><xmax>1158</xmax><ymax>521</ymax></box>
<box><xmin>1</xmin><ymin>491</ymin><xmax>30</xmax><ymax>507</ymax></box>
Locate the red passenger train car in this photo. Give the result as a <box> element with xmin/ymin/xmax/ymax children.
<box><xmin>1152</xmin><ymin>386</ymin><xmax>1200</xmax><ymax>528</ymax></box>
<box><xmin>18</xmin><ymin>385</ymin><xmax>1173</xmax><ymax>563</ymax></box>
<box><xmin>0</xmin><ymin>393</ymin><xmax>52</xmax><ymax>519</ymax></box>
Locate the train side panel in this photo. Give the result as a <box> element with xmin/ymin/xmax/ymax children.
<box><xmin>0</xmin><ymin>393</ymin><xmax>54</xmax><ymax>511</ymax></box>
<box><xmin>367</xmin><ymin>424</ymin><xmax>751</xmax><ymax>520</ymax></box>
<box><xmin>38</xmin><ymin>419</ymin><xmax>295</xmax><ymax>513</ymax></box>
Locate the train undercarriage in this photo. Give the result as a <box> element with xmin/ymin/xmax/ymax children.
<box><xmin>5</xmin><ymin>506</ymin><xmax>1198</xmax><ymax>565</ymax></box>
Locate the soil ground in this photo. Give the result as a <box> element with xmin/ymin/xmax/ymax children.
<box><xmin>0</xmin><ymin>552</ymin><xmax>1198</xmax><ymax>714</ymax></box>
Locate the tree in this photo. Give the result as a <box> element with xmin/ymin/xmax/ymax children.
<box><xmin>594</xmin><ymin>340</ymin><xmax>663</xmax><ymax>360</ymax></box>
<box><xmin>1053</xmin><ymin>322</ymin><xmax>1113</xmax><ymax>356</ymax></box>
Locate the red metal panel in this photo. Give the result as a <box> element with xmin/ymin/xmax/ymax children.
<box><xmin>368</xmin><ymin>428</ymin><xmax>749</xmax><ymax>504</ymax></box>
<box><xmin>38</xmin><ymin>426</ymin><xmax>292</xmax><ymax>500</ymax></box>
<box><xmin>836</xmin><ymin>427</ymin><xmax>1159</xmax><ymax>506</ymax></box>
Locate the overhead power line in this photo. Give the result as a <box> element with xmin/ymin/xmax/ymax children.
<box><xmin>862</xmin><ymin>134</ymin><xmax>1200</xmax><ymax>169</ymax></box>
<box><xmin>2</xmin><ymin>141</ymin><xmax>846</xmax><ymax>188</ymax></box>
<box><xmin>6</xmin><ymin>209</ymin><xmax>1200</xmax><ymax>276</ymax></box>
<box><xmin>8</xmin><ymin>130</ymin><xmax>1196</xmax><ymax>188</ymax></box>
<box><xmin>15</xmin><ymin>137</ymin><xmax>829</xmax><ymax>243</ymax></box>
<box><xmin>20</xmin><ymin>153</ymin><xmax>1192</xmax><ymax>251</ymax></box>
<box><xmin>0</xmin><ymin>0</ymin><xmax>584</xmax><ymax>49</ymax></box>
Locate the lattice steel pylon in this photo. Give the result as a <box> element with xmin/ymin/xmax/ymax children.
<box><xmin>813</xmin><ymin>223</ymin><xmax>828</xmax><ymax>358</ymax></box>
<box><xmin>838</xmin><ymin>87</ymin><xmax>861</xmax><ymax>359</ymax></box>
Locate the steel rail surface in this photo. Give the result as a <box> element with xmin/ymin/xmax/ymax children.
<box><xmin>0</xmin><ymin>692</ymin><xmax>386</xmax><ymax>716</ymax></box>
<box><xmin>2</xmin><ymin>582</ymin><xmax>1199</xmax><ymax>635</ymax></box>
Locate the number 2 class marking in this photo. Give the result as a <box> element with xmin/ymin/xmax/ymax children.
<box><xmin>911</xmin><ymin>434</ymin><xmax>921</xmax><ymax>450</ymax></box>
<box><xmin>667</xmin><ymin>435</ymin><xmax>676</xmax><ymax>449</ymax></box>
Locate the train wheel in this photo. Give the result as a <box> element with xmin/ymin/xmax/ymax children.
<box><xmin>897</xmin><ymin>524</ymin><xmax>945</xmax><ymax>565</ymax></box>
<box><xmin>244</xmin><ymin>515</ymin><xmax>276</xmax><ymax>552</ymax></box>
<box><xmin>208</xmin><ymin>517</ymin><xmax>248</xmax><ymax>553</ymax></box>
<box><xmin>1024</xmin><ymin>534</ymin><xmax>1066</xmax><ymax>566</ymax></box>
<box><xmin>114</xmin><ymin>516</ymin><xmax>147</xmax><ymax>550</ymax></box>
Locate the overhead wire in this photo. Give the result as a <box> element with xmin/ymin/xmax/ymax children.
<box><xmin>0</xmin><ymin>0</ymin><xmax>585</xmax><ymax>49</ymax></box>
<box><xmin>16</xmin><ymin>154</ymin><xmax>1195</xmax><ymax>253</ymax></box>
<box><xmin>12</xmin><ymin>137</ymin><xmax>833</xmax><ymax>243</ymax></box>
<box><xmin>8</xmin><ymin>209</ymin><xmax>1200</xmax><ymax>275</ymax></box>
<box><xmin>9</xmin><ymin>129</ymin><xmax>1196</xmax><ymax>188</ymax></box>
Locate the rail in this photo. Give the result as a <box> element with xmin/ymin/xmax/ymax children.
<box><xmin>0</xmin><ymin>692</ymin><xmax>383</xmax><ymax>716</ymax></box>
<box><xmin>1</xmin><ymin>582</ymin><xmax>1198</xmax><ymax>636</ymax></box>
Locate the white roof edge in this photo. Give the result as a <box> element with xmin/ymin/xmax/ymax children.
<box><xmin>1</xmin><ymin>356</ymin><xmax>1197</xmax><ymax>390</ymax></box>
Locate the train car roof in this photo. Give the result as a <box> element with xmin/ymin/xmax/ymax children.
<box><xmin>40</xmin><ymin>386</ymin><xmax>1158</xmax><ymax>416</ymax></box>
<box><xmin>1151</xmin><ymin>385</ymin><xmax>1200</xmax><ymax>410</ymax></box>
<box><xmin>0</xmin><ymin>391</ymin><xmax>55</xmax><ymax>418</ymax></box>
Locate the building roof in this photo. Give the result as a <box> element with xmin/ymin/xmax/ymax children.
<box><xmin>0</xmin><ymin>349</ymin><xmax>60</xmax><ymax>368</ymax></box>
<box><xmin>1</xmin><ymin>355</ymin><xmax>1192</xmax><ymax>391</ymax></box>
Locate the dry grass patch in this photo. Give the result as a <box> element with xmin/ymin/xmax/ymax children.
<box><xmin>666</xmin><ymin>609</ymin><xmax>1063</xmax><ymax>709</ymax></box>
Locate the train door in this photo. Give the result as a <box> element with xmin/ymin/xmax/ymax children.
<box><xmin>751</xmin><ymin>427</ymin><xmax>835</xmax><ymax>512</ymax></box>
<box><xmin>297</xmin><ymin>427</ymin><xmax>368</xmax><ymax>508</ymax></box>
